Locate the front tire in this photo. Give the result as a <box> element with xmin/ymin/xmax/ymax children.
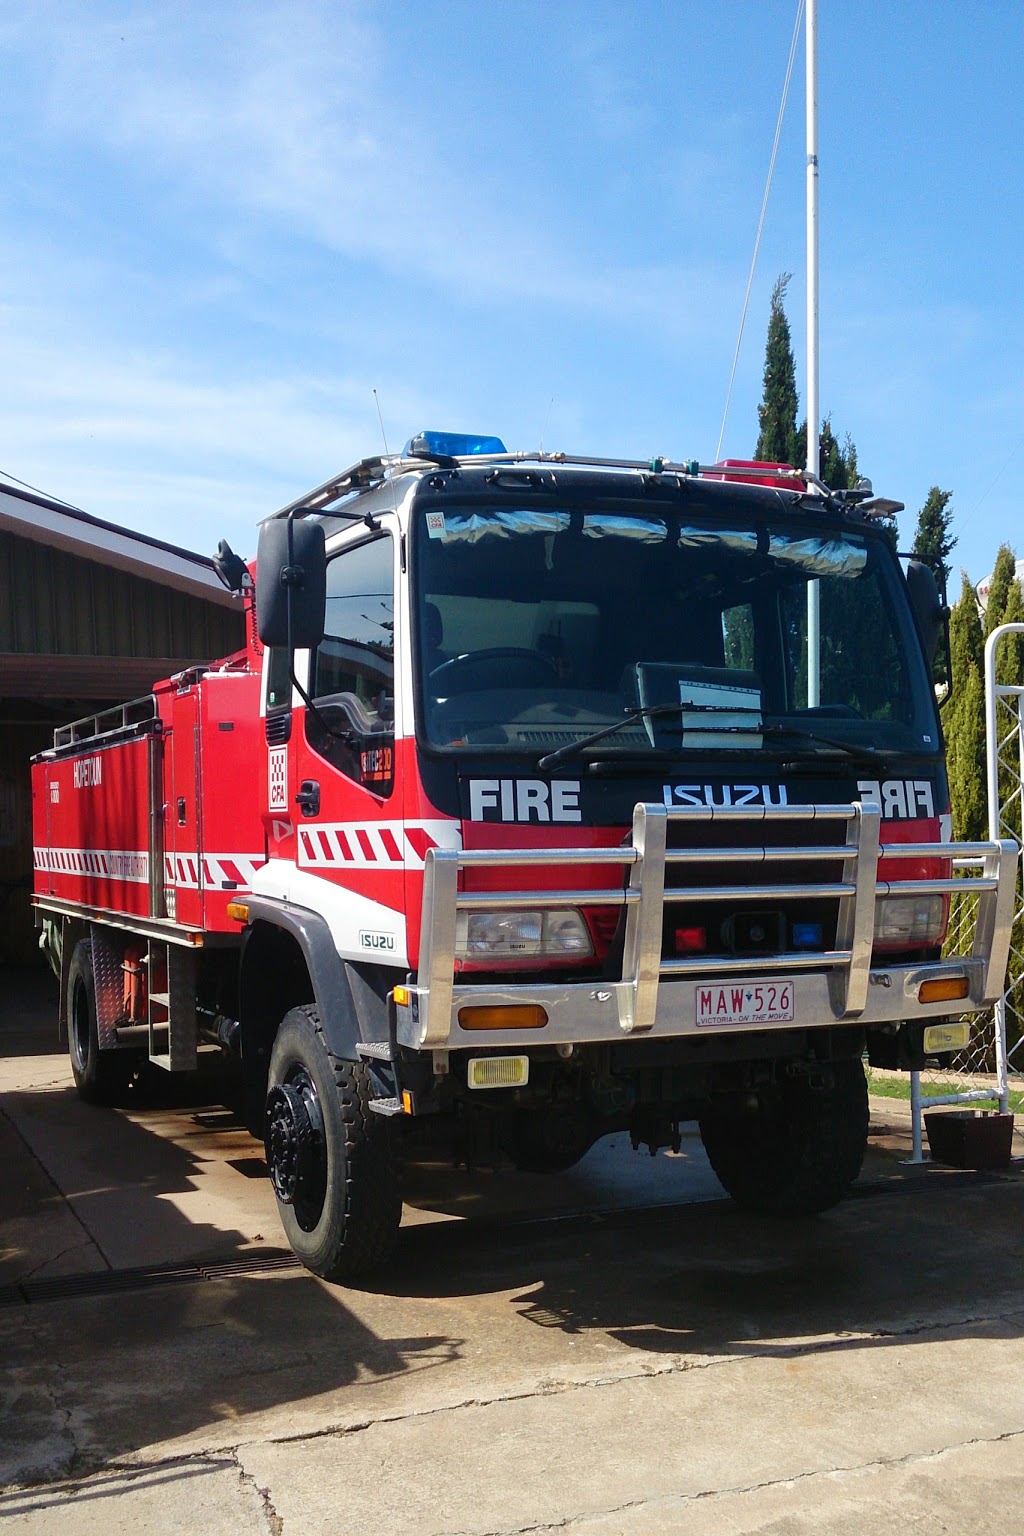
<box><xmin>699</xmin><ymin>1058</ymin><xmax>869</xmax><ymax>1216</ymax></box>
<box><xmin>265</xmin><ymin>1006</ymin><xmax>401</xmax><ymax>1280</ymax></box>
<box><xmin>67</xmin><ymin>938</ymin><xmax>134</xmax><ymax>1105</ymax></box>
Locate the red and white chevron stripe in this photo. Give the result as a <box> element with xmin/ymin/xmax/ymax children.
<box><xmin>297</xmin><ymin>819</ymin><xmax>460</xmax><ymax>870</ymax></box>
<box><xmin>34</xmin><ymin>847</ymin><xmax>150</xmax><ymax>883</ymax></box>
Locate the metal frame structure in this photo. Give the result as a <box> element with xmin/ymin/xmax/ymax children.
<box><xmin>908</xmin><ymin>621</ymin><xmax>1024</xmax><ymax>1158</ymax></box>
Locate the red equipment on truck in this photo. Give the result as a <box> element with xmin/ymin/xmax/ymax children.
<box><xmin>32</xmin><ymin>435</ymin><xmax>1018</xmax><ymax>1278</ymax></box>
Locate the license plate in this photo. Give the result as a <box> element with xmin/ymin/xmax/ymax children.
<box><xmin>695</xmin><ymin>980</ymin><xmax>795</xmax><ymax>1028</ymax></box>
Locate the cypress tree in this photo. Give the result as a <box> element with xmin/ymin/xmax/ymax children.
<box><xmin>949</xmin><ymin>569</ymin><xmax>984</xmax><ymax>678</ymax></box>
<box><xmin>755</xmin><ymin>274</ymin><xmax>800</xmax><ymax>465</ymax></box>
<box><xmin>911</xmin><ymin>487</ymin><xmax>956</xmax><ymax>587</ymax></box>
<box><xmin>983</xmin><ymin>543</ymin><xmax>1018</xmax><ymax>638</ymax></box>
<box><xmin>995</xmin><ymin>576</ymin><xmax>1024</xmax><ymax>697</ymax></box>
<box><xmin>992</xmin><ymin>570</ymin><xmax>1024</xmax><ymax>844</ymax></box>
<box><xmin>945</xmin><ymin>572</ymin><xmax>987</xmax><ymax>841</ymax></box>
<box><xmin>946</xmin><ymin>659</ymin><xmax>987</xmax><ymax>842</ymax></box>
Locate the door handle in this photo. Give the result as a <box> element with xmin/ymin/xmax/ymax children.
<box><xmin>295</xmin><ymin>779</ymin><xmax>320</xmax><ymax>817</ymax></box>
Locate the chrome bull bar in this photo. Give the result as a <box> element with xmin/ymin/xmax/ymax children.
<box><xmin>401</xmin><ymin>801</ymin><xmax>1019</xmax><ymax>1051</ymax></box>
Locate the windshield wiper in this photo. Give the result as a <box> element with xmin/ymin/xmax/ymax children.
<box><xmin>536</xmin><ymin>704</ymin><xmax>686</xmax><ymax>772</ymax></box>
<box><xmin>537</xmin><ymin>710</ymin><xmax>895</xmax><ymax>773</ymax></box>
<box><xmin>757</xmin><ymin>724</ymin><xmax>892</xmax><ymax>763</ymax></box>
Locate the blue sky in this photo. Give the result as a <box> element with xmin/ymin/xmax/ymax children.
<box><xmin>1</xmin><ymin>1</ymin><xmax>1021</xmax><ymax>585</ymax></box>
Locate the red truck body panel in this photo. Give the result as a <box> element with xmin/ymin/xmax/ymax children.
<box><xmin>32</xmin><ymin>666</ymin><xmax>266</xmax><ymax>933</ymax></box>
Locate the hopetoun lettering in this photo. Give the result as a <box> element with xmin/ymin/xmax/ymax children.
<box><xmin>73</xmin><ymin>758</ymin><xmax>102</xmax><ymax>789</ymax></box>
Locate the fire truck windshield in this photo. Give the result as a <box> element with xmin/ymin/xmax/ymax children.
<box><xmin>414</xmin><ymin>504</ymin><xmax>941</xmax><ymax>761</ymax></box>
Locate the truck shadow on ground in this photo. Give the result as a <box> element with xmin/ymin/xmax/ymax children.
<box><xmin>1</xmin><ymin>1072</ymin><xmax>463</xmax><ymax>1486</ymax></box>
<box><xmin>2</xmin><ymin>1264</ymin><xmax>463</xmax><ymax>1487</ymax></box>
<box><xmin>365</xmin><ymin>1167</ymin><xmax>1024</xmax><ymax>1364</ymax></box>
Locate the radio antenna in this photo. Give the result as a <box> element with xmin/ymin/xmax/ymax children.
<box><xmin>372</xmin><ymin>387</ymin><xmax>400</xmax><ymax>518</ymax></box>
<box><xmin>540</xmin><ymin>396</ymin><xmax>554</xmax><ymax>455</ymax></box>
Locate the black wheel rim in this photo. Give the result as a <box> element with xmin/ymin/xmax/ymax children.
<box><xmin>266</xmin><ymin>1066</ymin><xmax>328</xmax><ymax>1232</ymax></box>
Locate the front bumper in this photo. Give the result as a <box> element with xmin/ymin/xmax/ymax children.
<box><xmin>396</xmin><ymin>801</ymin><xmax>1018</xmax><ymax>1053</ymax></box>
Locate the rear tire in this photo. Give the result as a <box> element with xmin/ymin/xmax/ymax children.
<box><xmin>265</xmin><ymin>1005</ymin><xmax>401</xmax><ymax>1280</ymax></box>
<box><xmin>699</xmin><ymin>1058</ymin><xmax>868</xmax><ymax>1216</ymax></box>
<box><xmin>67</xmin><ymin>938</ymin><xmax>134</xmax><ymax>1105</ymax></box>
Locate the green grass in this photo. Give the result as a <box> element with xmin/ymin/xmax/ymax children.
<box><xmin>865</xmin><ymin>1070</ymin><xmax>1024</xmax><ymax>1113</ymax></box>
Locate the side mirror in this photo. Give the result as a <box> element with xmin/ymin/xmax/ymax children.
<box><xmin>256</xmin><ymin>518</ymin><xmax>326</xmax><ymax>651</ymax></box>
<box><xmin>906</xmin><ymin>559</ymin><xmax>945</xmax><ymax>665</ymax></box>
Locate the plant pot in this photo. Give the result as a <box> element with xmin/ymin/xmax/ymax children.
<box><xmin>924</xmin><ymin>1110</ymin><xmax>1014</xmax><ymax>1170</ymax></box>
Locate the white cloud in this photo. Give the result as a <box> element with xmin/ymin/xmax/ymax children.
<box><xmin>0</xmin><ymin>0</ymin><xmax>743</xmax><ymax>337</ymax></box>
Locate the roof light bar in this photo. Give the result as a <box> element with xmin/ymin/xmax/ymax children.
<box><xmin>404</xmin><ymin>430</ymin><xmax>508</xmax><ymax>458</ymax></box>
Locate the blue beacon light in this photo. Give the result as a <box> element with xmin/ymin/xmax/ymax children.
<box><xmin>404</xmin><ymin>430</ymin><xmax>507</xmax><ymax>458</ymax></box>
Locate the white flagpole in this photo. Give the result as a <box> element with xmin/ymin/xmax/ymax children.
<box><xmin>805</xmin><ymin>0</ymin><xmax>821</xmax><ymax>707</ymax></box>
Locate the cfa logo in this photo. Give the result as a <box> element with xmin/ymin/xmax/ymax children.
<box><xmin>468</xmin><ymin>779</ymin><xmax>582</xmax><ymax>823</ymax></box>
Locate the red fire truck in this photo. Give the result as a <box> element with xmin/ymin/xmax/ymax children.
<box><xmin>31</xmin><ymin>434</ymin><xmax>1018</xmax><ymax>1278</ymax></box>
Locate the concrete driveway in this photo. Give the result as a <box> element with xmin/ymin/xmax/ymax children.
<box><xmin>3</xmin><ymin>966</ymin><xmax>1024</xmax><ymax>1534</ymax></box>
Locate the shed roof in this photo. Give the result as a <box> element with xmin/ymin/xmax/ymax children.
<box><xmin>0</xmin><ymin>480</ymin><xmax>237</xmax><ymax>609</ymax></box>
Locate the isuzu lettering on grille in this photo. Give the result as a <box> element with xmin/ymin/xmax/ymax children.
<box><xmin>663</xmin><ymin>783</ymin><xmax>789</xmax><ymax>808</ymax></box>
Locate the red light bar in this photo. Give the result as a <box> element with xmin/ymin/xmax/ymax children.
<box><xmin>704</xmin><ymin>459</ymin><xmax>806</xmax><ymax>490</ymax></box>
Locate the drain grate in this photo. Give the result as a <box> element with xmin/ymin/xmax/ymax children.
<box><xmin>1</xmin><ymin>1250</ymin><xmax>301</xmax><ymax>1308</ymax></box>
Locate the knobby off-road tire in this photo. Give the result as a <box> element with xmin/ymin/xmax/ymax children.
<box><xmin>67</xmin><ymin>938</ymin><xmax>135</xmax><ymax>1106</ymax></box>
<box><xmin>698</xmin><ymin>1058</ymin><xmax>869</xmax><ymax>1217</ymax></box>
<box><xmin>265</xmin><ymin>1005</ymin><xmax>401</xmax><ymax>1280</ymax></box>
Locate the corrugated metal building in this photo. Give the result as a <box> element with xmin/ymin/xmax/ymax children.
<box><xmin>1</xmin><ymin>481</ymin><xmax>246</xmax><ymax>965</ymax></box>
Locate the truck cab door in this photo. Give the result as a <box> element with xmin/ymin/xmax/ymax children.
<box><xmin>265</xmin><ymin>531</ymin><xmax>405</xmax><ymax>964</ymax></box>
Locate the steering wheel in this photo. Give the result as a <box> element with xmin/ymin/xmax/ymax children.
<box><xmin>429</xmin><ymin>648</ymin><xmax>558</xmax><ymax>694</ymax></box>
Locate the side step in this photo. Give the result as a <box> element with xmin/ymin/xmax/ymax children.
<box><xmin>367</xmin><ymin>1097</ymin><xmax>403</xmax><ymax>1117</ymax></box>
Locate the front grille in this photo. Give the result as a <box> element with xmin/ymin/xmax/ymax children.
<box><xmin>661</xmin><ymin>812</ymin><xmax>849</xmax><ymax>964</ymax></box>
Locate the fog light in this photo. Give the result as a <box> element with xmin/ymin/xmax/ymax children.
<box><xmin>467</xmin><ymin>1056</ymin><xmax>530</xmax><ymax>1089</ymax></box>
<box><xmin>918</xmin><ymin>976</ymin><xmax>970</xmax><ymax>1005</ymax></box>
<box><xmin>923</xmin><ymin>1021</ymin><xmax>971</xmax><ymax>1052</ymax></box>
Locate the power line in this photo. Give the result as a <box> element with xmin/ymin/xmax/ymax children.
<box><xmin>715</xmin><ymin>0</ymin><xmax>805</xmax><ymax>463</ymax></box>
<box><xmin>0</xmin><ymin>465</ymin><xmax>85</xmax><ymax>514</ymax></box>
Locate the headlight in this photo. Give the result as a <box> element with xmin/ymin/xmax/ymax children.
<box><xmin>455</xmin><ymin>908</ymin><xmax>593</xmax><ymax>960</ymax></box>
<box><xmin>873</xmin><ymin>894</ymin><xmax>946</xmax><ymax>944</ymax></box>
